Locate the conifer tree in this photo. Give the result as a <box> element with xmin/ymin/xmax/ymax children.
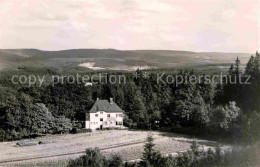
<box><xmin>140</xmin><ymin>134</ymin><xmax>164</xmax><ymax>167</ymax></box>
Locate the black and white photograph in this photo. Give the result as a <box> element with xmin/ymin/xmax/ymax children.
<box><xmin>0</xmin><ymin>0</ymin><xmax>259</xmax><ymax>166</ymax></box>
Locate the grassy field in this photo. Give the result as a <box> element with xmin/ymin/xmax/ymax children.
<box><xmin>0</xmin><ymin>130</ymin><xmax>222</xmax><ymax>167</ymax></box>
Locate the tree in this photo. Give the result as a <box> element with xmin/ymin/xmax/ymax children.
<box><xmin>140</xmin><ymin>134</ymin><xmax>164</xmax><ymax>167</ymax></box>
<box><xmin>108</xmin><ymin>155</ymin><xmax>124</xmax><ymax>167</ymax></box>
<box><xmin>67</xmin><ymin>148</ymin><xmax>106</xmax><ymax>167</ymax></box>
<box><xmin>125</xmin><ymin>84</ymin><xmax>147</xmax><ymax>126</ymax></box>
<box><xmin>172</xmin><ymin>83</ymin><xmax>209</xmax><ymax>127</ymax></box>
<box><xmin>210</xmin><ymin>101</ymin><xmax>241</xmax><ymax>136</ymax></box>
<box><xmin>241</xmin><ymin>111</ymin><xmax>260</xmax><ymax>144</ymax></box>
<box><xmin>229</xmin><ymin>64</ymin><xmax>234</xmax><ymax>75</ymax></box>
<box><xmin>245</xmin><ymin>55</ymin><xmax>256</xmax><ymax>75</ymax></box>
<box><xmin>67</xmin><ymin>148</ymin><xmax>125</xmax><ymax>167</ymax></box>
<box><xmin>245</xmin><ymin>51</ymin><xmax>260</xmax><ymax>78</ymax></box>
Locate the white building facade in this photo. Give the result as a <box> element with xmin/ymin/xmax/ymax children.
<box><xmin>85</xmin><ymin>98</ymin><xmax>124</xmax><ymax>130</ymax></box>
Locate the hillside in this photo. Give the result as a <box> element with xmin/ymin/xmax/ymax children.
<box><xmin>0</xmin><ymin>49</ymin><xmax>251</xmax><ymax>71</ymax></box>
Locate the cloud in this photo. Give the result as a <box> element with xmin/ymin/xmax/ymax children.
<box><xmin>0</xmin><ymin>0</ymin><xmax>259</xmax><ymax>52</ymax></box>
<box><xmin>244</xmin><ymin>7</ymin><xmax>258</xmax><ymax>21</ymax></box>
<box><xmin>108</xmin><ymin>36</ymin><xmax>125</xmax><ymax>44</ymax></box>
<box><xmin>222</xmin><ymin>9</ymin><xmax>236</xmax><ymax>19</ymax></box>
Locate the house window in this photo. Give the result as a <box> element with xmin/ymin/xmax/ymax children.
<box><xmin>107</xmin><ymin>114</ymin><xmax>110</xmax><ymax>117</ymax></box>
<box><xmin>116</xmin><ymin>121</ymin><xmax>118</xmax><ymax>125</ymax></box>
<box><xmin>116</xmin><ymin>114</ymin><xmax>122</xmax><ymax>117</ymax></box>
<box><xmin>100</xmin><ymin>118</ymin><xmax>103</xmax><ymax>121</ymax></box>
<box><xmin>95</xmin><ymin>114</ymin><xmax>98</xmax><ymax>117</ymax></box>
<box><xmin>100</xmin><ymin>111</ymin><xmax>103</xmax><ymax>114</ymax></box>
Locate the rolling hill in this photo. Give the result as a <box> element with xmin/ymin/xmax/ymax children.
<box><xmin>0</xmin><ymin>49</ymin><xmax>251</xmax><ymax>71</ymax></box>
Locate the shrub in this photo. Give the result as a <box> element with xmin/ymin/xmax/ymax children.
<box><xmin>209</xmin><ymin>101</ymin><xmax>241</xmax><ymax>137</ymax></box>
<box><xmin>85</xmin><ymin>129</ymin><xmax>92</xmax><ymax>133</ymax></box>
<box><xmin>167</xmin><ymin>142</ymin><xmax>260</xmax><ymax>167</ymax></box>
<box><xmin>108</xmin><ymin>155</ymin><xmax>124</xmax><ymax>167</ymax></box>
<box><xmin>70</xmin><ymin>128</ymin><xmax>92</xmax><ymax>134</ymax></box>
<box><xmin>67</xmin><ymin>148</ymin><xmax>125</xmax><ymax>167</ymax></box>
<box><xmin>38</xmin><ymin>140</ymin><xmax>52</xmax><ymax>144</ymax></box>
<box><xmin>68</xmin><ymin>148</ymin><xmax>106</xmax><ymax>167</ymax></box>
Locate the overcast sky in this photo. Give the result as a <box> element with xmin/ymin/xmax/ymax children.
<box><xmin>0</xmin><ymin>0</ymin><xmax>259</xmax><ymax>52</ymax></box>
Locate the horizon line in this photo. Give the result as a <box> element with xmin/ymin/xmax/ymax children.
<box><xmin>0</xmin><ymin>48</ymin><xmax>255</xmax><ymax>54</ymax></box>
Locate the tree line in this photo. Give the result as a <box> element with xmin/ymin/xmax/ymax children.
<box><xmin>67</xmin><ymin>135</ymin><xmax>259</xmax><ymax>167</ymax></box>
<box><xmin>0</xmin><ymin>52</ymin><xmax>259</xmax><ymax>143</ymax></box>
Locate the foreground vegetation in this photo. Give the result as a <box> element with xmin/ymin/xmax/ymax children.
<box><xmin>67</xmin><ymin>135</ymin><xmax>260</xmax><ymax>167</ymax></box>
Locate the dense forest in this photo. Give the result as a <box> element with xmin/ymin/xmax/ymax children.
<box><xmin>0</xmin><ymin>52</ymin><xmax>259</xmax><ymax>143</ymax></box>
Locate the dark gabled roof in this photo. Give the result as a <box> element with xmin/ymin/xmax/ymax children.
<box><xmin>89</xmin><ymin>100</ymin><xmax>123</xmax><ymax>113</ymax></box>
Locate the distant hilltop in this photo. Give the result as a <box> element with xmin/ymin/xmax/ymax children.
<box><xmin>0</xmin><ymin>49</ymin><xmax>251</xmax><ymax>71</ymax></box>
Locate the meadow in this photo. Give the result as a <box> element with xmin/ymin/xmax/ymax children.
<box><xmin>0</xmin><ymin>130</ymin><xmax>222</xmax><ymax>167</ymax></box>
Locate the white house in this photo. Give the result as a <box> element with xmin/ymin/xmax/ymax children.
<box><xmin>85</xmin><ymin>98</ymin><xmax>124</xmax><ymax>130</ymax></box>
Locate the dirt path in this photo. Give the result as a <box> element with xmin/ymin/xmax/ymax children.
<box><xmin>0</xmin><ymin>140</ymin><xmax>146</xmax><ymax>165</ymax></box>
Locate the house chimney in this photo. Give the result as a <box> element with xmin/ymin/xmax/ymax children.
<box><xmin>110</xmin><ymin>98</ymin><xmax>113</xmax><ymax>104</ymax></box>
